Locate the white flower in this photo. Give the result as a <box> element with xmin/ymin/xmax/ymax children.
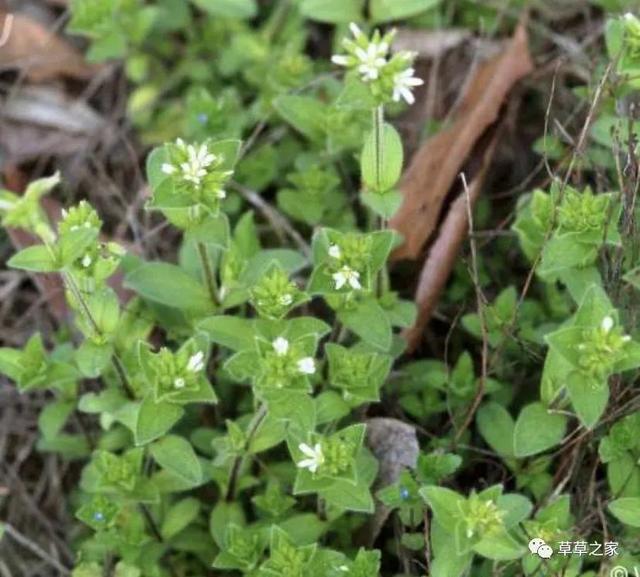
<box><xmin>174</xmin><ymin>377</ymin><xmax>185</xmax><ymax>389</ymax></box>
<box><xmin>349</xmin><ymin>22</ymin><xmax>363</xmax><ymax>38</ymax></box>
<box><xmin>297</xmin><ymin>442</ymin><xmax>324</xmax><ymax>474</ymax></box>
<box><xmin>279</xmin><ymin>293</ymin><xmax>293</xmax><ymax>306</ymax></box>
<box><xmin>161</xmin><ymin>163</ymin><xmax>176</xmax><ymax>175</ymax></box>
<box><xmin>273</xmin><ymin>337</ymin><xmax>290</xmax><ymax>356</ymax></box>
<box><xmin>81</xmin><ymin>254</ymin><xmax>92</xmax><ymax>268</ymax></box>
<box><xmin>328</xmin><ymin>244</ymin><xmax>342</xmax><ymax>259</ymax></box>
<box><xmin>215</xmin><ymin>188</ymin><xmax>226</xmax><ymax>199</ymax></box>
<box><xmin>601</xmin><ymin>316</ymin><xmax>614</xmax><ymax>333</ymax></box>
<box><xmin>332</xmin><ymin>266</ymin><xmax>361</xmax><ymax>291</ymax></box>
<box><xmin>355</xmin><ymin>42</ymin><xmax>388</xmax><ymax>81</ymax></box>
<box><xmin>187</xmin><ymin>351</ymin><xmax>205</xmax><ymax>373</ymax></box>
<box><xmin>166</xmin><ymin>141</ymin><xmax>218</xmax><ymax>188</ymax></box>
<box><xmin>331</xmin><ymin>54</ymin><xmax>350</xmax><ymax>66</ymax></box>
<box><xmin>392</xmin><ymin>67</ymin><xmax>424</xmax><ymax>105</ymax></box>
<box><xmin>297</xmin><ymin>357</ymin><xmax>316</xmax><ymax>375</ymax></box>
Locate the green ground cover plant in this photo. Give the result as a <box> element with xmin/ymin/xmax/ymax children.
<box><xmin>2</xmin><ymin>1</ymin><xmax>640</xmax><ymax>577</ymax></box>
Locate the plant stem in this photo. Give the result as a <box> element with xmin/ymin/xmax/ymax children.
<box><xmin>372</xmin><ymin>105</ymin><xmax>390</xmax><ymax>295</ymax></box>
<box><xmin>197</xmin><ymin>241</ymin><xmax>219</xmax><ymax>308</ymax></box>
<box><xmin>373</xmin><ymin>105</ymin><xmax>385</xmax><ymax>193</ymax></box>
<box><xmin>225</xmin><ymin>403</ymin><xmax>268</xmax><ymax>502</ymax></box>
<box><xmin>62</xmin><ymin>272</ymin><xmax>135</xmax><ymax>400</ymax></box>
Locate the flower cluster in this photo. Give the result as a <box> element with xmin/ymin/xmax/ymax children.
<box><xmin>250</xmin><ymin>266</ymin><xmax>304</xmax><ymax>319</ymax></box>
<box><xmin>160</xmin><ymin>138</ymin><xmax>233</xmax><ymax>212</ymax></box>
<box><xmin>258</xmin><ymin>337</ymin><xmax>316</xmax><ymax>391</ymax></box>
<box><xmin>326</xmin><ymin>343</ymin><xmax>390</xmax><ymax>405</ymax></box>
<box><xmin>460</xmin><ymin>494</ymin><xmax>504</xmax><ymax>539</ymax></box>
<box><xmin>326</xmin><ymin>234</ymin><xmax>371</xmax><ymax>292</ymax></box>
<box><xmin>295</xmin><ymin>427</ymin><xmax>361</xmax><ymax>478</ymax></box>
<box><xmin>95</xmin><ymin>449</ymin><xmax>142</xmax><ymax>492</ymax></box>
<box><xmin>149</xmin><ymin>347</ymin><xmax>207</xmax><ymax>401</ymax></box>
<box><xmin>557</xmin><ymin>188</ymin><xmax>610</xmax><ymax>236</ymax></box>
<box><xmin>332</xmin><ymin>23</ymin><xmax>423</xmax><ymax>105</ymax></box>
<box><xmin>623</xmin><ymin>12</ymin><xmax>640</xmax><ymax>61</ymax></box>
<box><xmin>577</xmin><ymin>316</ymin><xmax>631</xmax><ymax>379</ymax></box>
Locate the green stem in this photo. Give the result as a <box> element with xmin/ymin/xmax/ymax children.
<box><xmin>373</xmin><ymin>105</ymin><xmax>385</xmax><ymax>193</ymax></box>
<box><xmin>63</xmin><ymin>272</ymin><xmax>135</xmax><ymax>400</ymax></box>
<box><xmin>372</xmin><ymin>105</ymin><xmax>390</xmax><ymax>296</ymax></box>
<box><xmin>225</xmin><ymin>403</ymin><xmax>268</xmax><ymax>502</ymax></box>
<box><xmin>197</xmin><ymin>242</ymin><xmax>219</xmax><ymax>308</ymax></box>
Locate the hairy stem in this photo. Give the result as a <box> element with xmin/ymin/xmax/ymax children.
<box><xmin>63</xmin><ymin>272</ymin><xmax>135</xmax><ymax>400</ymax></box>
<box><xmin>225</xmin><ymin>403</ymin><xmax>268</xmax><ymax>502</ymax></box>
<box><xmin>197</xmin><ymin>241</ymin><xmax>219</xmax><ymax>307</ymax></box>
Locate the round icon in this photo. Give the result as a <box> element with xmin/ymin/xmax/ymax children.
<box><xmin>537</xmin><ymin>544</ymin><xmax>553</xmax><ymax>559</ymax></box>
<box><xmin>610</xmin><ymin>567</ymin><xmax>628</xmax><ymax>577</ymax></box>
<box><xmin>528</xmin><ymin>538</ymin><xmax>545</xmax><ymax>555</ymax></box>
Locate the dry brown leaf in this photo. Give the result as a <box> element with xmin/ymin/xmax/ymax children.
<box><xmin>393</xmin><ymin>28</ymin><xmax>471</xmax><ymax>59</ymax></box>
<box><xmin>390</xmin><ymin>23</ymin><xmax>533</xmax><ymax>261</ymax></box>
<box><xmin>403</xmin><ymin>135</ymin><xmax>499</xmax><ymax>351</ymax></box>
<box><xmin>0</xmin><ymin>11</ymin><xmax>95</xmax><ymax>81</ymax></box>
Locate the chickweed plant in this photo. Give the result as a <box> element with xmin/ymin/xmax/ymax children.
<box><xmin>2</xmin><ymin>4</ymin><xmax>640</xmax><ymax>577</ymax></box>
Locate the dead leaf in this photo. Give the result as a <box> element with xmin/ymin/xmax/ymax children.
<box><xmin>0</xmin><ymin>85</ymin><xmax>109</xmax><ymax>163</ymax></box>
<box><xmin>390</xmin><ymin>23</ymin><xmax>533</xmax><ymax>261</ymax></box>
<box><xmin>0</xmin><ymin>11</ymin><xmax>95</xmax><ymax>81</ymax></box>
<box><xmin>403</xmin><ymin>134</ymin><xmax>499</xmax><ymax>351</ymax></box>
<box><xmin>393</xmin><ymin>28</ymin><xmax>471</xmax><ymax>59</ymax></box>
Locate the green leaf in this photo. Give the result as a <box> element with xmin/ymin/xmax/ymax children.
<box><xmin>361</xmin><ymin>123</ymin><xmax>403</xmax><ymax>194</ymax></box>
<box><xmin>566</xmin><ymin>372</ymin><xmax>609</xmax><ymax>429</ymax></box>
<box><xmin>198</xmin><ymin>316</ymin><xmax>255</xmax><ymax>351</ymax></box>
<box><xmin>210</xmin><ymin>502</ymin><xmax>245</xmax><ymax>548</ymax></box>
<box><xmin>150</xmin><ymin>435</ymin><xmax>202</xmax><ymax>485</ymax></box>
<box><xmin>161</xmin><ymin>498</ymin><xmax>200</xmax><ymax>539</ymax></box>
<box><xmin>513</xmin><ymin>402</ymin><xmax>567</xmax><ymax>457</ymax></box>
<box><xmin>338</xmin><ymin>298</ymin><xmax>392</xmax><ymax>351</ymax></box>
<box><xmin>299</xmin><ymin>0</ymin><xmax>364</xmax><ymax>23</ymax></box>
<box><xmin>241</xmin><ymin>249</ymin><xmax>307</xmax><ymax>286</ymax></box>
<box><xmin>125</xmin><ymin>262</ymin><xmax>211</xmax><ymax>312</ymax></box>
<box><xmin>370</xmin><ymin>0</ymin><xmax>439</xmax><ymax>23</ymax></box>
<box><xmin>608</xmin><ymin>497</ymin><xmax>640</xmax><ymax>527</ymax></box>
<box><xmin>315</xmin><ymin>391</ymin><xmax>350</xmax><ymax>425</ymax></box>
<box><xmin>497</xmin><ymin>494</ymin><xmax>532</xmax><ymax>528</ymax></box>
<box><xmin>361</xmin><ymin>189</ymin><xmax>403</xmax><ymax>220</ymax></box>
<box><xmin>476</xmin><ymin>402</ymin><xmax>515</xmax><ymax>457</ymax></box>
<box><xmin>38</xmin><ymin>401</ymin><xmax>74</xmax><ymax>440</ymax></box>
<box><xmin>185</xmin><ymin>214</ymin><xmax>230</xmax><ymax>248</ymax></box>
<box><xmin>273</xmin><ymin>95</ymin><xmax>326</xmax><ymax>142</ymax></box>
<box><xmin>76</xmin><ymin>340</ymin><xmax>113</xmax><ymax>378</ymax></box>
<box><xmin>135</xmin><ymin>397</ymin><xmax>185</xmax><ymax>446</ymax></box>
<box><xmin>0</xmin><ymin>348</ymin><xmax>22</xmax><ymax>381</ymax></box>
<box><xmin>58</xmin><ymin>227</ymin><xmax>99</xmax><ymax>266</ymax></box>
<box><xmin>473</xmin><ymin>528</ymin><xmax>524</xmax><ymax>560</ymax></box>
<box><xmin>191</xmin><ymin>0</ymin><xmax>257</xmax><ymax>18</ymax></box>
<box><xmin>420</xmin><ymin>486</ymin><xmax>464</xmax><ymax>530</ymax></box>
<box><xmin>8</xmin><ymin>245</ymin><xmax>58</xmax><ymax>272</ymax></box>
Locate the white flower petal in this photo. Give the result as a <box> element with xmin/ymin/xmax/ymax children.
<box><xmin>333</xmin><ymin>271</ymin><xmax>347</xmax><ymax>290</ymax></box>
<box><xmin>328</xmin><ymin>244</ymin><xmax>342</xmax><ymax>259</ymax></box>
<box><xmin>349</xmin><ymin>22</ymin><xmax>362</xmax><ymax>38</ymax></box>
<box><xmin>273</xmin><ymin>337</ymin><xmax>290</xmax><ymax>356</ymax></box>
<box><xmin>601</xmin><ymin>316</ymin><xmax>614</xmax><ymax>333</ymax></box>
<box><xmin>331</xmin><ymin>54</ymin><xmax>349</xmax><ymax>66</ymax></box>
<box><xmin>297</xmin><ymin>357</ymin><xmax>316</xmax><ymax>375</ymax></box>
